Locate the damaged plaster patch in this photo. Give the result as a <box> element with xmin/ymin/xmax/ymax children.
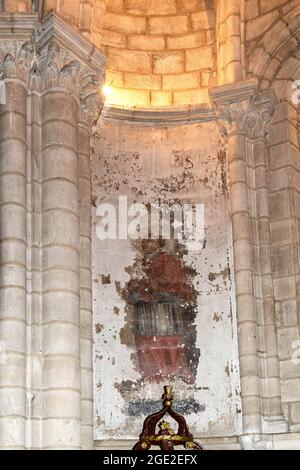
<box><xmin>95</xmin><ymin>323</ymin><xmax>104</xmax><ymax>334</ymax></box>
<box><xmin>120</xmin><ymin>239</ymin><xmax>200</xmax><ymax>386</ymax></box>
<box><xmin>128</xmin><ymin>398</ymin><xmax>206</xmax><ymax>417</ymax></box>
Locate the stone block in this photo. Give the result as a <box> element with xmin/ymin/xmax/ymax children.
<box><xmin>125</xmin><ymin>0</ymin><xmax>177</xmax><ymax>15</ymax></box>
<box><xmin>42</xmin><ymin>356</ymin><xmax>81</xmax><ymax>390</ymax></box>
<box><xmin>81</xmin><ymin>339</ymin><xmax>93</xmax><ymax>369</ymax></box>
<box><xmin>263</xmin><ymin>21</ymin><xmax>290</xmax><ymax>55</ymax></box>
<box><xmin>42</xmin><ymin>389</ymin><xmax>81</xmax><ymax>419</ymax></box>
<box><xmin>167</xmin><ymin>31</ymin><xmax>206</xmax><ymax>50</ymax></box>
<box><xmin>0</xmin><ymin>286</ymin><xmax>26</xmax><ymax>320</ymax></box>
<box><xmin>107</xmin><ymin>0</ymin><xmax>124</xmax><ymax>13</ymax></box>
<box><xmin>281</xmin><ymin>379</ymin><xmax>300</xmax><ymax>402</ymax></box>
<box><xmin>42</xmin><ymin>418</ymin><xmax>81</xmax><ymax>449</ymax></box>
<box><xmin>128</xmin><ymin>34</ymin><xmax>165</xmax><ymax>50</ymax></box>
<box><xmin>0</xmin><ymin>416</ymin><xmax>25</xmax><ymax>448</ymax></box>
<box><xmin>270</xmin><ymin>219</ymin><xmax>292</xmax><ymax>245</ymax></box>
<box><xmin>105</xmin><ymin>70</ymin><xmax>124</xmax><ymax>87</ymax></box>
<box><xmin>0</xmin><ymin>205</ymin><xmax>26</xmax><ymax>240</ymax></box>
<box><xmin>206</xmin><ymin>29</ymin><xmax>215</xmax><ymax>45</ymax></box>
<box><xmin>177</xmin><ymin>0</ymin><xmax>205</xmax><ymax>12</ymax></box>
<box><xmin>235</xmin><ymin>270</ymin><xmax>253</xmax><ymax>296</ymax></box>
<box><xmin>246</xmin><ymin>11</ymin><xmax>279</xmax><ymax>41</ymax></box>
<box><xmin>153</xmin><ymin>51</ymin><xmax>185</xmax><ymax>74</ymax></box>
<box><xmin>150</xmin><ymin>91</ymin><xmax>173</xmax><ymax>106</ymax></box>
<box><xmin>107</xmin><ymin>87</ymin><xmax>151</xmax><ymax>107</ymax></box>
<box><xmin>185</xmin><ymin>46</ymin><xmax>214</xmax><ymax>71</ymax></box>
<box><xmin>42</xmin><ymin>91</ymin><xmax>78</xmax><ymax>123</ymax></box>
<box><xmin>124</xmin><ymin>72</ymin><xmax>161</xmax><ymax>90</ymax></box>
<box><xmin>191</xmin><ymin>9</ymin><xmax>215</xmax><ymax>31</ymax></box>
<box><xmin>274</xmin><ymin>277</ymin><xmax>296</xmax><ymax>301</ymax></box>
<box><xmin>173</xmin><ymin>88</ymin><xmax>209</xmax><ymax>105</ymax></box>
<box><xmin>0</xmin><ymin>388</ymin><xmax>25</xmax><ymax>418</ymax></box>
<box><xmin>245</xmin><ymin>0</ymin><xmax>259</xmax><ymax>20</ymax></box>
<box><xmin>43</xmin><ymin>291</ymin><xmax>80</xmax><ymax>325</ymax></box>
<box><xmin>291</xmin><ymin>402</ymin><xmax>300</xmax><ymax>423</ymax></box>
<box><xmin>0</xmin><ymin>354</ymin><xmax>26</xmax><ymax>388</ymax></box>
<box><xmin>282</xmin><ymin>300</ymin><xmax>298</xmax><ymax>326</ymax></box>
<box><xmin>107</xmin><ymin>48</ymin><xmax>152</xmax><ymax>73</ymax></box>
<box><xmin>269</xmin><ymin>190</ymin><xmax>290</xmax><ymax>220</ymax></box>
<box><xmin>278</xmin><ymin>327</ymin><xmax>299</xmax><ymax>360</ymax></box>
<box><xmin>42</xmin><ymin>179</ymin><xmax>78</xmax><ymax>214</ymax></box>
<box><xmin>261</xmin><ymin>0</ymin><xmax>288</xmax><ymax>13</ymax></box>
<box><xmin>149</xmin><ymin>15</ymin><xmax>189</xmax><ymax>35</ymax></box>
<box><xmin>0</xmin><ymin>174</ymin><xmax>26</xmax><ymax>206</ymax></box>
<box><xmin>269</xmin><ymin>167</ymin><xmax>289</xmax><ymax>192</ymax></box>
<box><xmin>280</xmin><ymin>359</ymin><xmax>300</xmax><ymax>380</ymax></box>
<box><xmin>103</xmin><ymin>12</ymin><xmax>146</xmax><ymax>34</ymax></box>
<box><xmin>0</xmin><ymin>320</ymin><xmax>25</xmax><ymax>352</ymax></box>
<box><xmin>162</xmin><ymin>71</ymin><xmax>200</xmax><ymax>90</ymax></box>
<box><xmin>100</xmin><ymin>29</ymin><xmax>126</xmax><ymax>48</ymax></box>
<box><xmin>78</xmin><ymin>2</ymin><xmax>93</xmax><ymax>31</ymax></box>
<box><xmin>43</xmin><ymin>269</ymin><xmax>79</xmax><ymax>297</ymax></box>
<box><xmin>247</xmin><ymin>47</ymin><xmax>270</xmax><ymax>79</ymax></box>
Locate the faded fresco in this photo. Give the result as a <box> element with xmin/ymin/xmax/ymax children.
<box><xmin>92</xmin><ymin>117</ymin><xmax>242</xmax><ymax>439</ymax></box>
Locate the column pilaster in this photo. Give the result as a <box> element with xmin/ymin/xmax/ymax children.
<box><xmin>211</xmin><ymin>80</ymin><xmax>262</xmax><ymax>436</ymax></box>
<box><xmin>211</xmin><ymin>80</ymin><xmax>287</xmax><ymax>438</ymax></box>
<box><xmin>0</xmin><ymin>40</ymin><xmax>33</xmax><ymax>449</ymax></box>
<box><xmin>35</xmin><ymin>13</ymin><xmax>105</xmax><ymax>449</ymax></box>
<box><xmin>78</xmin><ymin>89</ymin><xmax>102</xmax><ymax>450</ymax></box>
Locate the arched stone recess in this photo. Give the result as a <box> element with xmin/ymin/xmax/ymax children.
<box><xmin>247</xmin><ymin>1</ymin><xmax>300</xmax><ymax>91</ymax></box>
<box><xmin>245</xmin><ymin>3</ymin><xmax>300</xmax><ymax>436</ymax></box>
<box><xmin>262</xmin><ymin>49</ymin><xmax>300</xmax><ymax>435</ymax></box>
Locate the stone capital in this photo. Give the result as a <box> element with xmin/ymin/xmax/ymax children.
<box><xmin>35</xmin><ymin>13</ymin><xmax>106</xmax><ymax>101</ymax></box>
<box><xmin>79</xmin><ymin>89</ymin><xmax>103</xmax><ymax>127</ymax></box>
<box><xmin>0</xmin><ymin>12</ymin><xmax>106</xmax><ymax>119</ymax></box>
<box><xmin>0</xmin><ymin>40</ymin><xmax>34</xmax><ymax>85</ymax></box>
<box><xmin>210</xmin><ymin>80</ymin><xmax>276</xmax><ymax>139</ymax></box>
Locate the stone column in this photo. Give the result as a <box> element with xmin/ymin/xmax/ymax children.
<box><xmin>35</xmin><ymin>14</ymin><xmax>105</xmax><ymax>449</ymax></box>
<box><xmin>247</xmin><ymin>96</ymin><xmax>286</xmax><ymax>432</ymax></box>
<box><xmin>78</xmin><ymin>94</ymin><xmax>102</xmax><ymax>449</ymax></box>
<box><xmin>211</xmin><ymin>81</ymin><xmax>287</xmax><ymax>443</ymax></box>
<box><xmin>211</xmin><ymin>80</ymin><xmax>262</xmax><ymax>436</ymax></box>
<box><xmin>41</xmin><ymin>84</ymin><xmax>81</xmax><ymax>450</ymax></box>
<box><xmin>0</xmin><ymin>43</ymin><xmax>32</xmax><ymax>449</ymax></box>
<box><xmin>215</xmin><ymin>0</ymin><xmax>245</xmax><ymax>85</ymax></box>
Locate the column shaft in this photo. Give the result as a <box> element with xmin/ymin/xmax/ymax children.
<box><xmin>41</xmin><ymin>90</ymin><xmax>81</xmax><ymax>449</ymax></box>
<box><xmin>78</xmin><ymin>123</ymin><xmax>93</xmax><ymax>449</ymax></box>
<box><xmin>228</xmin><ymin>126</ymin><xmax>262</xmax><ymax>434</ymax></box>
<box><xmin>253</xmin><ymin>137</ymin><xmax>282</xmax><ymax>419</ymax></box>
<box><xmin>0</xmin><ymin>81</ymin><xmax>27</xmax><ymax>449</ymax></box>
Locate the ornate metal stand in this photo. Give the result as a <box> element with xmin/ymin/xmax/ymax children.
<box><xmin>132</xmin><ymin>386</ymin><xmax>205</xmax><ymax>451</ymax></box>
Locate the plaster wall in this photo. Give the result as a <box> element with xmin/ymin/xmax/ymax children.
<box><xmin>92</xmin><ymin>117</ymin><xmax>242</xmax><ymax>440</ymax></box>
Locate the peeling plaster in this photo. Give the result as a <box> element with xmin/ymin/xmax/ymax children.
<box><xmin>92</xmin><ymin>118</ymin><xmax>242</xmax><ymax>439</ymax></box>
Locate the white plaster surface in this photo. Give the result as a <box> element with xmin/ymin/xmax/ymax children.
<box><xmin>92</xmin><ymin>118</ymin><xmax>242</xmax><ymax>440</ymax></box>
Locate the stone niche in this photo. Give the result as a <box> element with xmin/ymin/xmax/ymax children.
<box><xmin>92</xmin><ymin>114</ymin><xmax>242</xmax><ymax>440</ymax></box>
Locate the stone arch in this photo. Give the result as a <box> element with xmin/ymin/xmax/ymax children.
<box><xmin>247</xmin><ymin>1</ymin><xmax>300</xmax><ymax>92</ymax></box>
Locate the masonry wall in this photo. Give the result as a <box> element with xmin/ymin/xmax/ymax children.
<box><xmin>101</xmin><ymin>0</ymin><xmax>216</xmax><ymax>107</ymax></box>
<box><xmin>246</xmin><ymin>0</ymin><xmax>300</xmax><ymax>86</ymax></box>
<box><xmin>267</xmin><ymin>101</ymin><xmax>300</xmax><ymax>432</ymax></box>
<box><xmin>91</xmin><ymin>116</ymin><xmax>242</xmax><ymax>440</ymax></box>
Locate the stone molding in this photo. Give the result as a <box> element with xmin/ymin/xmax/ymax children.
<box><xmin>101</xmin><ymin>103</ymin><xmax>216</xmax><ymax>125</ymax></box>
